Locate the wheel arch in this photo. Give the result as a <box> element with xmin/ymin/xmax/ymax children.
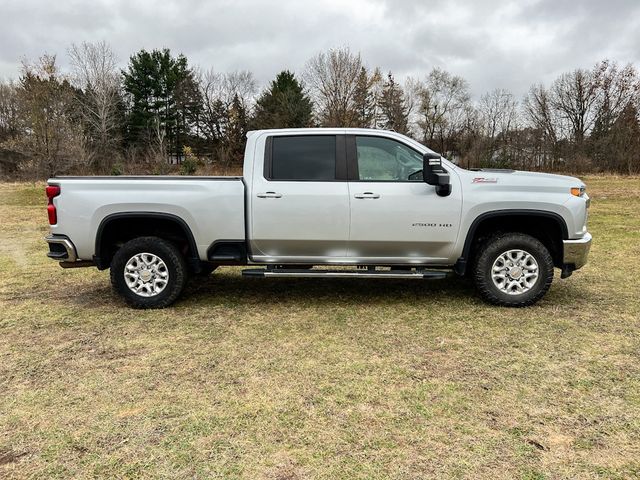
<box><xmin>454</xmin><ymin>210</ymin><xmax>569</xmax><ymax>275</ymax></box>
<box><xmin>94</xmin><ymin>212</ymin><xmax>199</xmax><ymax>270</ymax></box>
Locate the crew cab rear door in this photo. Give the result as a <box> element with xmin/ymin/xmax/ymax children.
<box><xmin>346</xmin><ymin>134</ymin><xmax>462</xmax><ymax>263</ymax></box>
<box><xmin>249</xmin><ymin>134</ymin><xmax>350</xmax><ymax>263</ymax></box>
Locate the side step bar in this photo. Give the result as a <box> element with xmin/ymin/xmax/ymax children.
<box><xmin>242</xmin><ymin>268</ymin><xmax>449</xmax><ymax>279</ymax></box>
<box><xmin>209</xmin><ymin>254</ymin><xmax>244</xmax><ymax>262</ymax></box>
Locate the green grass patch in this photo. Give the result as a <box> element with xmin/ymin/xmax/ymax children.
<box><xmin>1</xmin><ymin>176</ymin><xmax>639</xmax><ymax>478</ymax></box>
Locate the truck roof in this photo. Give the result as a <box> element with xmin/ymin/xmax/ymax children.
<box><xmin>245</xmin><ymin>128</ymin><xmax>445</xmax><ymax>162</ymax></box>
<box><xmin>246</xmin><ymin>127</ymin><xmax>402</xmax><ymax>138</ymax></box>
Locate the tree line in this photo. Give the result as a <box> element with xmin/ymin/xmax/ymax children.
<box><xmin>0</xmin><ymin>43</ymin><xmax>639</xmax><ymax>177</ymax></box>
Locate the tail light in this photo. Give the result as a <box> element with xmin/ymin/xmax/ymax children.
<box><xmin>46</xmin><ymin>185</ymin><xmax>61</xmax><ymax>225</ymax></box>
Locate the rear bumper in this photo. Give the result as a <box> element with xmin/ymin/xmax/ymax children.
<box><xmin>563</xmin><ymin>232</ymin><xmax>592</xmax><ymax>270</ymax></box>
<box><xmin>45</xmin><ymin>235</ymin><xmax>94</xmax><ymax>268</ymax></box>
<box><xmin>45</xmin><ymin>234</ymin><xmax>77</xmax><ymax>261</ymax></box>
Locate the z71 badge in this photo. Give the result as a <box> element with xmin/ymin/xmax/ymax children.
<box><xmin>472</xmin><ymin>177</ymin><xmax>498</xmax><ymax>184</ymax></box>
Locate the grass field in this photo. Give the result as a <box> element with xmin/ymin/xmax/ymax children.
<box><xmin>1</xmin><ymin>177</ymin><xmax>639</xmax><ymax>479</ymax></box>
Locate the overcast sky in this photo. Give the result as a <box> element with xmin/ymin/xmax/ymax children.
<box><xmin>1</xmin><ymin>0</ymin><xmax>639</xmax><ymax>98</ymax></box>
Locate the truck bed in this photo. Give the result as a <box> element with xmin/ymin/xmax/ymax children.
<box><xmin>49</xmin><ymin>176</ymin><xmax>246</xmax><ymax>261</ymax></box>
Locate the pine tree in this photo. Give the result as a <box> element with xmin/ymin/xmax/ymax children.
<box><xmin>380</xmin><ymin>72</ymin><xmax>408</xmax><ymax>134</ymax></box>
<box><xmin>226</xmin><ymin>93</ymin><xmax>248</xmax><ymax>164</ymax></box>
<box><xmin>352</xmin><ymin>67</ymin><xmax>375</xmax><ymax>128</ymax></box>
<box><xmin>122</xmin><ymin>48</ymin><xmax>201</xmax><ymax>160</ymax></box>
<box><xmin>369</xmin><ymin>68</ymin><xmax>385</xmax><ymax>129</ymax></box>
<box><xmin>251</xmin><ymin>71</ymin><xmax>313</xmax><ymax>129</ymax></box>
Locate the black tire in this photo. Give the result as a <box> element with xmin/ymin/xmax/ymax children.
<box><xmin>473</xmin><ymin>232</ymin><xmax>554</xmax><ymax>307</ymax></box>
<box><xmin>110</xmin><ymin>236</ymin><xmax>187</xmax><ymax>309</ymax></box>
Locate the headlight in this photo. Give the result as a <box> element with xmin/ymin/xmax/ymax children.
<box><xmin>570</xmin><ymin>186</ymin><xmax>586</xmax><ymax>197</ymax></box>
<box><xmin>571</xmin><ymin>186</ymin><xmax>590</xmax><ymax>208</ymax></box>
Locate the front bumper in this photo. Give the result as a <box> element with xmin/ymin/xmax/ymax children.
<box><xmin>563</xmin><ymin>232</ymin><xmax>592</xmax><ymax>270</ymax></box>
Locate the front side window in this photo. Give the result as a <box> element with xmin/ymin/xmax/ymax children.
<box><xmin>270</xmin><ymin>136</ymin><xmax>336</xmax><ymax>181</ymax></box>
<box><xmin>356</xmin><ymin>136</ymin><xmax>423</xmax><ymax>181</ymax></box>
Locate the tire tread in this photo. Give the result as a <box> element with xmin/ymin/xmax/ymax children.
<box><xmin>473</xmin><ymin>232</ymin><xmax>554</xmax><ymax>307</ymax></box>
<box><xmin>110</xmin><ymin>236</ymin><xmax>187</xmax><ymax>309</ymax></box>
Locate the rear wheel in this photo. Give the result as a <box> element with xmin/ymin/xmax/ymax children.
<box><xmin>473</xmin><ymin>232</ymin><xmax>554</xmax><ymax>307</ymax></box>
<box><xmin>110</xmin><ymin>236</ymin><xmax>187</xmax><ymax>309</ymax></box>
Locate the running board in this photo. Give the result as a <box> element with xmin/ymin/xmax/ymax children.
<box><xmin>209</xmin><ymin>254</ymin><xmax>243</xmax><ymax>262</ymax></box>
<box><xmin>242</xmin><ymin>268</ymin><xmax>449</xmax><ymax>279</ymax></box>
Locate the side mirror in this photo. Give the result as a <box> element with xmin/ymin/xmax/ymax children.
<box><xmin>423</xmin><ymin>152</ymin><xmax>451</xmax><ymax>197</ymax></box>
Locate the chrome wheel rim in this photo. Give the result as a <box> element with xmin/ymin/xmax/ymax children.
<box><xmin>491</xmin><ymin>249</ymin><xmax>539</xmax><ymax>295</ymax></box>
<box><xmin>124</xmin><ymin>253</ymin><xmax>169</xmax><ymax>297</ymax></box>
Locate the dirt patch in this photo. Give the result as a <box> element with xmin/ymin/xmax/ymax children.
<box><xmin>0</xmin><ymin>449</ymin><xmax>27</xmax><ymax>465</ymax></box>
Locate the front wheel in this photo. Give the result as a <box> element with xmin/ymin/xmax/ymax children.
<box><xmin>473</xmin><ymin>233</ymin><xmax>554</xmax><ymax>307</ymax></box>
<box><xmin>110</xmin><ymin>236</ymin><xmax>187</xmax><ymax>309</ymax></box>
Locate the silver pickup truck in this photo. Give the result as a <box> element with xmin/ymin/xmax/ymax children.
<box><xmin>45</xmin><ymin>128</ymin><xmax>592</xmax><ymax>308</ymax></box>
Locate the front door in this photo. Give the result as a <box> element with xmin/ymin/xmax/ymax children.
<box><xmin>250</xmin><ymin>134</ymin><xmax>350</xmax><ymax>263</ymax></box>
<box><xmin>347</xmin><ymin>135</ymin><xmax>462</xmax><ymax>264</ymax></box>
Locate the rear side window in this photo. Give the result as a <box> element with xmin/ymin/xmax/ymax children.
<box><xmin>270</xmin><ymin>136</ymin><xmax>336</xmax><ymax>181</ymax></box>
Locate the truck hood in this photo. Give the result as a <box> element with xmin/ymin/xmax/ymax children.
<box><xmin>464</xmin><ymin>168</ymin><xmax>584</xmax><ymax>188</ymax></box>
<box><xmin>505</xmin><ymin>170</ymin><xmax>582</xmax><ymax>185</ymax></box>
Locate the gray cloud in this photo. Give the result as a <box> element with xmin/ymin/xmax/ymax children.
<box><xmin>1</xmin><ymin>0</ymin><xmax>639</xmax><ymax>99</ymax></box>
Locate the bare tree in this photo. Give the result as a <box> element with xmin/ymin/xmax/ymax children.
<box><xmin>521</xmin><ymin>62</ymin><xmax>640</xmax><ymax>172</ymax></box>
<box><xmin>415</xmin><ymin>68</ymin><xmax>472</xmax><ymax>157</ymax></box>
<box><xmin>523</xmin><ymin>84</ymin><xmax>563</xmax><ymax>169</ymax></box>
<box><xmin>199</xmin><ymin>69</ymin><xmax>226</xmax><ymax>142</ymax></box>
<box><xmin>15</xmin><ymin>55</ymin><xmax>87</xmax><ymax>176</ymax></box>
<box><xmin>609</xmin><ymin>103</ymin><xmax>640</xmax><ymax>174</ymax></box>
<box><xmin>403</xmin><ymin>75</ymin><xmax>422</xmax><ymax>135</ymax></box>
<box><xmin>0</xmin><ymin>80</ymin><xmax>22</xmax><ymax>175</ymax></box>
<box><xmin>524</xmin><ymin>85</ymin><xmax>559</xmax><ymax>141</ymax></box>
<box><xmin>479</xmin><ymin>89</ymin><xmax>517</xmax><ymax>140</ymax></box>
<box><xmin>68</xmin><ymin>41</ymin><xmax>122</xmax><ymax>170</ymax></box>
<box><xmin>223</xmin><ymin>71</ymin><xmax>256</xmax><ymax>110</ymax></box>
<box><xmin>198</xmin><ymin>68</ymin><xmax>256</xmax><ymax>144</ymax></box>
<box><xmin>0</xmin><ymin>80</ymin><xmax>20</xmax><ymax>142</ymax></box>
<box><xmin>305</xmin><ymin>47</ymin><xmax>362</xmax><ymax>126</ymax></box>
<box><xmin>473</xmin><ymin>89</ymin><xmax>519</xmax><ymax>166</ymax></box>
<box><xmin>550</xmin><ymin>67</ymin><xmax>600</xmax><ymax>147</ymax></box>
<box><xmin>148</xmin><ymin>114</ymin><xmax>167</xmax><ymax>164</ymax></box>
<box><xmin>593</xmin><ymin>60</ymin><xmax>640</xmax><ymax>128</ymax></box>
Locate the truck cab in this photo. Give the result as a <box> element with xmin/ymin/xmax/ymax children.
<box><xmin>245</xmin><ymin>129</ymin><xmax>463</xmax><ymax>265</ymax></box>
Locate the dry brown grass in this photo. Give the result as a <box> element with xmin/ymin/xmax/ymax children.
<box><xmin>1</xmin><ymin>176</ymin><xmax>639</xmax><ymax>479</ymax></box>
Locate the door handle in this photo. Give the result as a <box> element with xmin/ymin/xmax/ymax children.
<box><xmin>354</xmin><ymin>192</ymin><xmax>381</xmax><ymax>199</ymax></box>
<box><xmin>257</xmin><ymin>192</ymin><xmax>282</xmax><ymax>198</ymax></box>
